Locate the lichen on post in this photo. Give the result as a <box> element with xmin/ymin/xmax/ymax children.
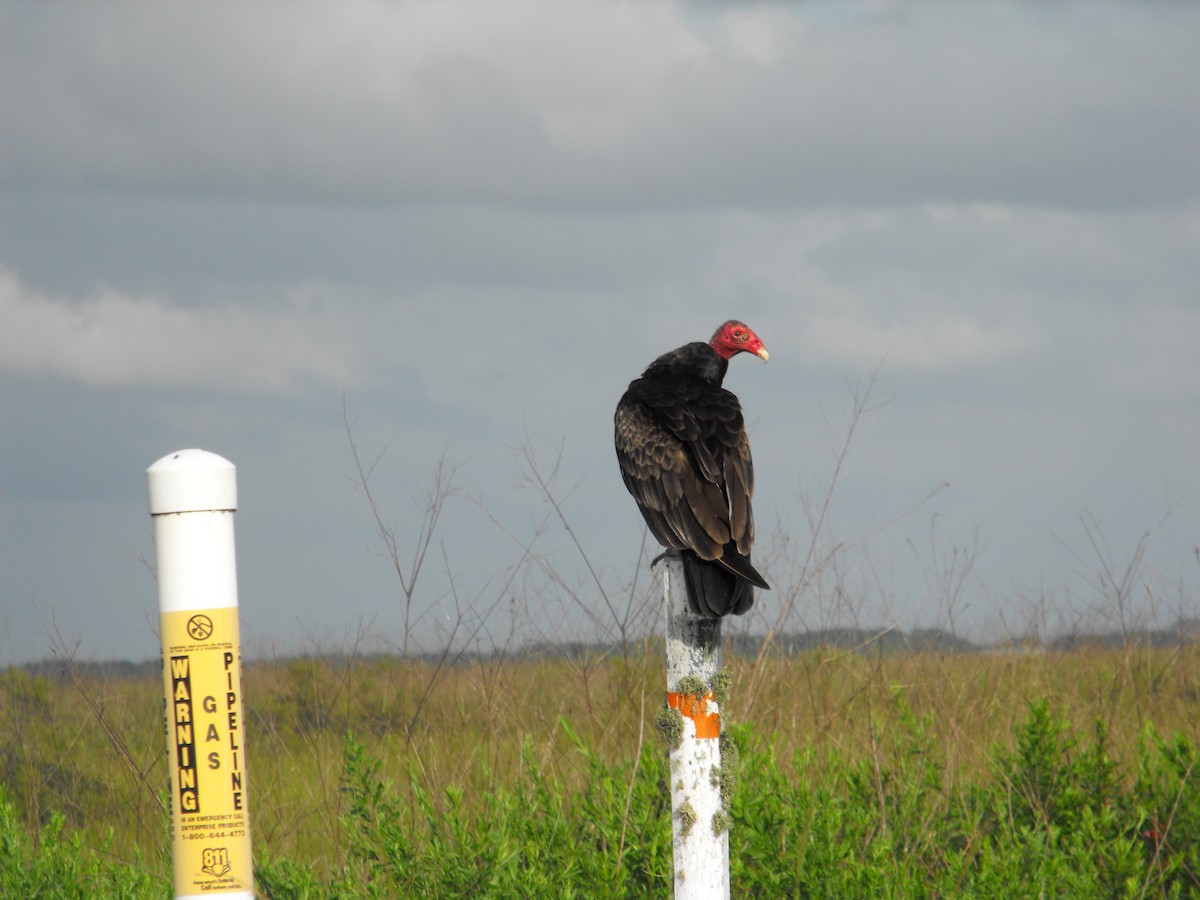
<box><xmin>656</xmin><ymin>552</ymin><xmax>730</xmax><ymax>899</ymax></box>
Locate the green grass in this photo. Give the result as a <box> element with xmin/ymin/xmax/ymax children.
<box><xmin>2</xmin><ymin>645</ymin><xmax>1200</xmax><ymax>896</ymax></box>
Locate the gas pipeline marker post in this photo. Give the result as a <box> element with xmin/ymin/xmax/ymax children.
<box><xmin>657</xmin><ymin>552</ymin><xmax>731</xmax><ymax>899</ymax></box>
<box><xmin>147</xmin><ymin>449</ymin><xmax>254</xmax><ymax>900</ymax></box>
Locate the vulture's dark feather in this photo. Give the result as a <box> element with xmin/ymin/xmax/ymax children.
<box><xmin>614</xmin><ymin>323</ymin><xmax>770</xmax><ymax>618</ymax></box>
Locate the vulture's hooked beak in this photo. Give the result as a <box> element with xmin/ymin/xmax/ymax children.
<box><xmin>755</xmin><ymin>347</ymin><xmax>769</xmax><ymax>362</ymax></box>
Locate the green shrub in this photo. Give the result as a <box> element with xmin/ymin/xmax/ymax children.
<box><xmin>6</xmin><ymin>651</ymin><xmax>1200</xmax><ymax>897</ymax></box>
<box><xmin>0</xmin><ymin>785</ymin><xmax>166</xmax><ymax>898</ymax></box>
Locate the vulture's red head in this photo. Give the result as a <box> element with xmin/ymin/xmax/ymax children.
<box><xmin>709</xmin><ymin>320</ymin><xmax>769</xmax><ymax>362</ymax></box>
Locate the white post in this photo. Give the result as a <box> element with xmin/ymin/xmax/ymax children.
<box><xmin>657</xmin><ymin>553</ymin><xmax>730</xmax><ymax>899</ymax></box>
<box><xmin>147</xmin><ymin>449</ymin><xmax>253</xmax><ymax>900</ymax></box>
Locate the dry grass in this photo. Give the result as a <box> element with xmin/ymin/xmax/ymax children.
<box><xmin>3</xmin><ymin>640</ymin><xmax>1198</xmax><ymax>884</ymax></box>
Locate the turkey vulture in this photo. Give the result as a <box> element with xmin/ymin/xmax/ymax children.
<box><xmin>614</xmin><ymin>320</ymin><xmax>770</xmax><ymax>618</ymax></box>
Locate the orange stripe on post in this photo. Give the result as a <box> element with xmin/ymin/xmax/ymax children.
<box><xmin>667</xmin><ymin>690</ymin><xmax>721</xmax><ymax>739</ymax></box>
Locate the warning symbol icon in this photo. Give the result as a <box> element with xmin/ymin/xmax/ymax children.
<box><xmin>187</xmin><ymin>614</ymin><xmax>215</xmax><ymax>641</ymax></box>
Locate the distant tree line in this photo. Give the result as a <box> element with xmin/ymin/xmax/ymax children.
<box><xmin>11</xmin><ymin>618</ymin><xmax>1200</xmax><ymax>679</ymax></box>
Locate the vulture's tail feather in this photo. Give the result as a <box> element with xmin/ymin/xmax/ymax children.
<box><xmin>681</xmin><ymin>551</ymin><xmax>756</xmax><ymax>618</ymax></box>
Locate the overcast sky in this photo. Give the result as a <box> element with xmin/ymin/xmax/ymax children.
<box><xmin>3</xmin><ymin>1</ymin><xmax>1199</xmax><ymax>666</ymax></box>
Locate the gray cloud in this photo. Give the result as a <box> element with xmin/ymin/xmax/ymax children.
<box><xmin>2</xmin><ymin>2</ymin><xmax>1197</xmax><ymax>209</ymax></box>
<box><xmin>1</xmin><ymin>1</ymin><xmax>1199</xmax><ymax>665</ymax></box>
<box><xmin>0</xmin><ymin>266</ymin><xmax>365</xmax><ymax>390</ymax></box>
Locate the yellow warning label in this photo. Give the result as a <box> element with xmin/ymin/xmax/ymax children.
<box><xmin>161</xmin><ymin>606</ymin><xmax>253</xmax><ymax>896</ymax></box>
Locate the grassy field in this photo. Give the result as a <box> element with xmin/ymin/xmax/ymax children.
<box><xmin>2</xmin><ymin>641</ymin><xmax>1199</xmax><ymax>896</ymax></box>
